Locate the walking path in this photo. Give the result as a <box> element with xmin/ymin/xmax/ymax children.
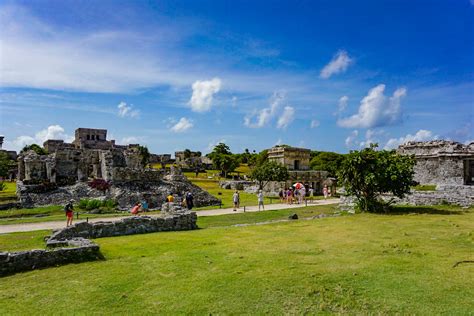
<box><xmin>0</xmin><ymin>199</ymin><xmax>339</xmax><ymax>234</ymax></box>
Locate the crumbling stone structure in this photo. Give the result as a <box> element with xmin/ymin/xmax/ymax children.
<box><xmin>394</xmin><ymin>140</ymin><xmax>474</xmax><ymax>206</ymax></box>
<box><xmin>175</xmin><ymin>150</ymin><xmax>211</xmax><ymax>170</ymax></box>
<box><xmin>267</xmin><ymin>145</ymin><xmax>331</xmax><ymax>194</ymax></box>
<box><xmin>1</xmin><ymin>211</ymin><xmax>197</xmax><ymax>276</ymax></box>
<box><xmin>398</xmin><ymin>140</ymin><xmax>474</xmax><ymax>186</ymax></box>
<box><xmin>16</xmin><ymin>128</ymin><xmax>220</xmax><ymax>209</ymax></box>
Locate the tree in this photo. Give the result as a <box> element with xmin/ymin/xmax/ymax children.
<box><xmin>337</xmin><ymin>144</ymin><xmax>416</xmax><ymax>213</ymax></box>
<box><xmin>21</xmin><ymin>144</ymin><xmax>47</xmax><ymax>155</ymax></box>
<box><xmin>183</xmin><ymin>149</ymin><xmax>192</xmax><ymax>159</ymax></box>
<box><xmin>310</xmin><ymin>151</ymin><xmax>345</xmax><ymax>176</ymax></box>
<box><xmin>0</xmin><ymin>152</ymin><xmax>13</xmax><ymax>178</ymax></box>
<box><xmin>207</xmin><ymin>143</ymin><xmax>239</xmax><ymax>177</ymax></box>
<box><xmin>250</xmin><ymin>161</ymin><xmax>289</xmax><ymax>190</ymax></box>
<box><xmin>137</xmin><ymin>145</ymin><xmax>150</xmax><ymax>167</ymax></box>
<box><xmin>248</xmin><ymin>149</ymin><xmax>268</xmax><ymax>167</ymax></box>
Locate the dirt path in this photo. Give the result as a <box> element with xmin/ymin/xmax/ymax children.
<box><xmin>0</xmin><ymin>199</ymin><xmax>339</xmax><ymax>234</ymax></box>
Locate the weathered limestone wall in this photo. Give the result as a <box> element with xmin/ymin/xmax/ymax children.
<box><xmin>48</xmin><ymin>213</ymin><xmax>197</xmax><ymax>241</ymax></box>
<box><xmin>267</xmin><ymin>146</ymin><xmax>311</xmax><ymax>171</ymax></box>
<box><xmin>397</xmin><ymin>140</ymin><xmax>474</xmax><ymax>186</ymax></box>
<box><xmin>0</xmin><ymin>238</ymin><xmax>102</xmax><ymax>277</ymax></box>
<box><xmin>412</xmin><ymin>157</ymin><xmax>464</xmax><ymax>185</ymax></box>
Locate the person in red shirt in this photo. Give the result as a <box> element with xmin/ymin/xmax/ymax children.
<box><xmin>131</xmin><ymin>202</ymin><xmax>142</xmax><ymax>216</ymax></box>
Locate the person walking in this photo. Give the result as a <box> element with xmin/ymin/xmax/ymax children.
<box><xmin>323</xmin><ymin>185</ymin><xmax>329</xmax><ymax>199</ymax></box>
<box><xmin>257</xmin><ymin>190</ymin><xmax>264</xmax><ymax>211</ymax></box>
<box><xmin>64</xmin><ymin>199</ymin><xmax>74</xmax><ymax>227</ymax></box>
<box><xmin>185</xmin><ymin>192</ymin><xmax>194</xmax><ymax>210</ymax></box>
<box><xmin>233</xmin><ymin>190</ymin><xmax>240</xmax><ymax>211</ymax></box>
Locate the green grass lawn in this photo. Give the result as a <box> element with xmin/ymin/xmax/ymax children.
<box><xmin>0</xmin><ymin>205</ymin><xmax>472</xmax><ymax>314</ymax></box>
<box><xmin>0</xmin><ymin>181</ymin><xmax>16</xmax><ymax>204</ymax></box>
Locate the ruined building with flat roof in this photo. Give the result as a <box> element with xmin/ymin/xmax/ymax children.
<box><xmin>17</xmin><ymin>128</ymin><xmax>220</xmax><ymax>209</ymax></box>
<box><xmin>396</xmin><ymin>140</ymin><xmax>474</xmax><ymax>206</ymax></box>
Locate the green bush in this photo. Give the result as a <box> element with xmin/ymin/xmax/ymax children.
<box><xmin>86</xmin><ymin>199</ymin><xmax>102</xmax><ymax>210</ymax></box>
<box><xmin>101</xmin><ymin>199</ymin><xmax>117</xmax><ymax>209</ymax></box>
<box><xmin>78</xmin><ymin>199</ymin><xmax>89</xmax><ymax>209</ymax></box>
<box><xmin>0</xmin><ymin>182</ymin><xmax>6</xmax><ymax>192</ymax></box>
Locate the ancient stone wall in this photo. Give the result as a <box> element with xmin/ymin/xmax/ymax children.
<box><xmin>0</xmin><ymin>238</ymin><xmax>102</xmax><ymax>277</ymax></box>
<box><xmin>48</xmin><ymin>212</ymin><xmax>197</xmax><ymax>241</ymax></box>
<box><xmin>397</xmin><ymin>140</ymin><xmax>474</xmax><ymax>186</ymax></box>
<box><xmin>267</xmin><ymin>146</ymin><xmax>311</xmax><ymax>171</ymax></box>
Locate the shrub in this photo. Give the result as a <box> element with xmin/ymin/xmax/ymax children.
<box><xmin>101</xmin><ymin>199</ymin><xmax>117</xmax><ymax>209</ymax></box>
<box><xmin>0</xmin><ymin>182</ymin><xmax>5</xmax><ymax>192</ymax></box>
<box><xmin>86</xmin><ymin>199</ymin><xmax>102</xmax><ymax>210</ymax></box>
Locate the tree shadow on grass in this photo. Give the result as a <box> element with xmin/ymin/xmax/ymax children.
<box><xmin>383</xmin><ymin>206</ymin><xmax>471</xmax><ymax>216</ymax></box>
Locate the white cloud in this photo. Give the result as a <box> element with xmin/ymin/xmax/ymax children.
<box><xmin>277</xmin><ymin>106</ymin><xmax>295</xmax><ymax>129</ymax></box>
<box><xmin>244</xmin><ymin>91</ymin><xmax>285</xmax><ymax>128</ymax></box>
<box><xmin>337</xmin><ymin>84</ymin><xmax>407</xmax><ymax>128</ymax></box>
<box><xmin>359</xmin><ymin>129</ymin><xmax>385</xmax><ymax>148</ymax></box>
<box><xmin>334</xmin><ymin>95</ymin><xmax>348</xmax><ymax>115</ymax></box>
<box><xmin>189</xmin><ymin>78</ymin><xmax>222</xmax><ymax>112</ymax></box>
<box><xmin>171</xmin><ymin>117</ymin><xmax>193</xmax><ymax>133</ymax></box>
<box><xmin>320</xmin><ymin>50</ymin><xmax>353</xmax><ymax>79</ymax></box>
<box><xmin>117</xmin><ymin>102</ymin><xmax>140</xmax><ymax>118</ymax></box>
<box><xmin>231</xmin><ymin>96</ymin><xmax>237</xmax><ymax>107</ymax></box>
<box><xmin>5</xmin><ymin>125</ymin><xmax>73</xmax><ymax>152</ymax></box>
<box><xmin>207</xmin><ymin>139</ymin><xmax>226</xmax><ymax>151</ymax></box>
<box><xmin>345</xmin><ymin>130</ymin><xmax>359</xmax><ymax>147</ymax></box>
<box><xmin>310</xmin><ymin>119</ymin><xmax>320</xmax><ymax>128</ymax></box>
<box><xmin>384</xmin><ymin>130</ymin><xmax>437</xmax><ymax>149</ymax></box>
<box><xmin>120</xmin><ymin>136</ymin><xmax>140</xmax><ymax>144</ymax></box>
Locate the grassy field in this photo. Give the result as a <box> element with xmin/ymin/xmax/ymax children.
<box><xmin>0</xmin><ymin>181</ymin><xmax>16</xmax><ymax>204</ymax></box>
<box><xmin>0</xmin><ymin>205</ymin><xmax>472</xmax><ymax>314</ymax></box>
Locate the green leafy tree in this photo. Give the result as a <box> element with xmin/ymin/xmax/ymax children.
<box><xmin>310</xmin><ymin>151</ymin><xmax>345</xmax><ymax>176</ymax></box>
<box><xmin>337</xmin><ymin>144</ymin><xmax>416</xmax><ymax>213</ymax></box>
<box><xmin>21</xmin><ymin>144</ymin><xmax>48</xmax><ymax>155</ymax></box>
<box><xmin>208</xmin><ymin>143</ymin><xmax>239</xmax><ymax>177</ymax></box>
<box><xmin>250</xmin><ymin>161</ymin><xmax>289</xmax><ymax>189</ymax></box>
<box><xmin>0</xmin><ymin>152</ymin><xmax>12</xmax><ymax>178</ymax></box>
<box><xmin>248</xmin><ymin>149</ymin><xmax>268</xmax><ymax>167</ymax></box>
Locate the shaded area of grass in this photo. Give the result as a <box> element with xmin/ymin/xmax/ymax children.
<box><xmin>412</xmin><ymin>184</ymin><xmax>437</xmax><ymax>191</ymax></box>
<box><xmin>391</xmin><ymin>204</ymin><xmax>472</xmax><ymax>215</ymax></box>
<box><xmin>0</xmin><ymin>205</ymin><xmax>472</xmax><ymax>314</ymax></box>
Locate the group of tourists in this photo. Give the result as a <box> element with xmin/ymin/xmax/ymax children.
<box><xmin>279</xmin><ymin>187</ymin><xmax>308</xmax><ymax>205</ymax></box>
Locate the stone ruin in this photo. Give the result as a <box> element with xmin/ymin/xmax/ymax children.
<box><xmin>16</xmin><ymin>128</ymin><xmax>220</xmax><ymax>209</ymax></box>
<box><xmin>1</xmin><ymin>211</ymin><xmax>197</xmax><ymax>276</ymax></box>
<box><xmin>394</xmin><ymin>140</ymin><xmax>474</xmax><ymax>206</ymax></box>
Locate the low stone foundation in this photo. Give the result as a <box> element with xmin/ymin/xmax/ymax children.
<box><xmin>339</xmin><ymin>184</ymin><xmax>474</xmax><ymax>210</ymax></box>
<box><xmin>48</xmin><ymin>212</ymin><xmax>198</xmax><ymax>241</ymax></box>
<box><xmin>1</xmin><ymin>212</ymin><xmax>198</xmax><ymax>277</ymax></box>
<box><xmin>0</xmin><ymin>238</ymin><xmax>102</xmax><ymax>277</ymax></box>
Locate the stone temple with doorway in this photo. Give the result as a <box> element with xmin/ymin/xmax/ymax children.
<box><xmin>16</xmin><ymin>128</ymin><xmax>220</xmax><ymax>209</ymax></box>
<box><xmin>396</xmin><ymin>140</ymin><xmax>474</xmax><ymax>206</ymax></box>
<box><xmin>265</xmin><ymin>145</ymin><xmax>333</xmax><ymax>194</ymax></box>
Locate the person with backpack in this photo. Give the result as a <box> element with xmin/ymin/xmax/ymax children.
<box><xmin>65</xmin><ymin>199</ymin><xmax>74</xmax><ymax>227</ymax></box>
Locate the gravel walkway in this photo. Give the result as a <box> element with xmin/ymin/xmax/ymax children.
<box><xmin>0</xmin><ymin>199</ymin><xmax>339</xmax><ymax>234</ymax></box>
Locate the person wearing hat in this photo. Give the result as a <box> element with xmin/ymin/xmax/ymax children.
<box><xmin>64</xmin><ymin>199</ymin><xmax>75</xmax><ymax>227</ymax></box>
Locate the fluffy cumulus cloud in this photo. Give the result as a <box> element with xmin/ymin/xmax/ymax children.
<box><xmin>310</xmin><ymin>119</ymin><xmax>320</xmax><ymax>128</ymax></box>
<box><xmin>345</xmin><ymin>130</ymin><xmax>359</xmax><ymax>147</ymax></box>
<box><xmin>171</xmin><ymin>117</ymin><xmax>193</xmax><ymax>133</ymax></box>
<box><xmin>320</xmin><ymin>50</ymin><xmax>353</xmax><ymax>79</ymax></box>
<box><xmin>337</xmin><ymin>84</ymin><xmax>407</xmax><ymax>129</ymax></box>
<box><xmin>244</xmin><ymin>92</ymin><xmax>287</xmax><ymax>128</ymax></box>
<box><xmin>277</xmin><ymin>106</ymin><xmax>295</xmax><ymax>129</ymax></box>
<box><xmin>384</xmin><ymin>130</ymin><xmax>437</xmax><ymax>149</ymax></box>
<box><xmin>117</xmin><ymin>102</ymin><xmax>140</xmax><ymax>118</ymax></box>
<box><xmin>5</xmin><ymin>125</ymin><xmax>73</xmax><ymax>151</ymax></box>
<box><xmin>189</xmin><ymin>78</ymin><xmax>222</xmax><ymax>112</ymax></box>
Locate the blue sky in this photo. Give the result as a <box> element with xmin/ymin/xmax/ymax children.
<box><xmin>0</xmin><ymin>0</ymin><xmax>473</xmax><ymax>155</ymax></box>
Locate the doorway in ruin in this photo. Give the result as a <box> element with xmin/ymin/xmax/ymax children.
<box><xmin>465</xmin><ymin>159</ymin><xmax>474</xmax><ymax>185</ymax></box>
